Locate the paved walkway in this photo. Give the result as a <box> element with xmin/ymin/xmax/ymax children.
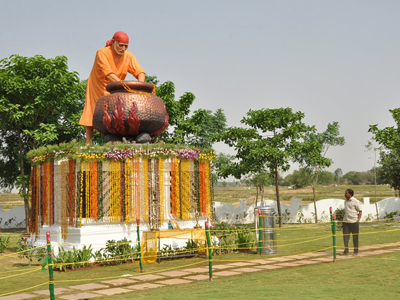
<box><xmin>1</xmin><ymin>242</ymin><xmax>399</xmax><ymax>300</ymax></box>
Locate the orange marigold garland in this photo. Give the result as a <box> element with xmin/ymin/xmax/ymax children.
<box><xmin>139</xmin><ymin>158</ymin><xmax>145</xmax><ymax>222</ymax></box>
<box><xmin>49</xmin><ymin>161</ymin><xmax>55</xmax><ymax>226</ymax></box>
<box><xmin>60</xmin><ymin>161</ymin><xmax>68</xmax><ymax>241</ymax></box>
<box><xmin>198</xmin><ymin>161</ymin><xmax>206</xmax><ymax>216</ymax></box>
<box><xmin>90</xmin><ymin>161</ymin><xmax>98</xmax><ymax>221</ymax></box>
<box><xmin>158</xmin><ymin>158</ymin><xmax>165</xmax><ymax>224</ymax></box>
<box><xmin>120</xmin><ymin>161</ymin><xmax>125</xmax><ymax>223</ymax></box>
<box><xmin>180</xmin><ymin>159</ymin><xmax>191</xmax><ymax>220</ymax></box>
<box><xmin>85</xmin><ymin>162</ymin><xmax>90</xmax><ymax>223</ymax></box>
<box><xmin>41</xmin><ymin>163</ymin><xmax>46</xmax><ymax>225</ymax></box>
<box><xmin>205</xmin><ymin>161</ymin><xmax>212</xmax><ymax>217</ymax></box>
<box><xmin>110</xmin><ymin>160</ymin><xmax>121</xmax><ymax>222</ymax></box>
<box><xmin>124</xmin><ymin>158</ymin><xmax>130</xmax><ymax>224</ymax></box>
<box><xmin>144</xmin><ymin>158</ymin><xmax>149</xmax><ymax>223</ymax></box>
<box><xmin>133</xmin><ymin>157</ymin><xmax>141</xmax><ymax>222</ymax></box>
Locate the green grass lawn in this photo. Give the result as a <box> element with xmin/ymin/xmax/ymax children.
<box><xmin>103</xmin><ymin>252</ymin><xmax>400</xmax><ymax>300</ymax></box>
<box><xmin>1</xmin><ymin>222</ymin><xmax>400</xmax><ymax>299</ymax></box>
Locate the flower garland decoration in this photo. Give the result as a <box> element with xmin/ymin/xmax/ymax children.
<box><xmin>60</xmin><ymin>161</ymin><xmax>68</xmax><ymax>241</ymax></box>
<box><xmin>28</xmin><ymin>143</ymin><xmax>215</xmax><ymax>234</ymax></box>
<box><xmin>158</xmin><ymin>158</ymin><xmax>165</xmax><ymax>224</ymax></box>
<box><xmin>85</xmin><ymin>162</ymin><xmax>90</xmax><ymax>223</ymax></box>
<box><xmin>124</xmin><ymin>158</ymin><xmax>131</xmax><ymax>224</ymax></box>
<box><xmin>49</xmin><ymin>162</ymin><xmax>55</xmax><ymax>226</ymax></box>
<box><xmin>144</xmin><ymin>158</ymin><xmax>149</xmax><ymax>223</ymax></box>
<box><xmin>120</xmin><ymin>161</ymin><xmax>125</xmax><ymax>223</ymax></box>
<box><xmin>180</xmin><ymin>159</ymin><xmax>191</xmax><ymax>220</ymax></box>
<box><xmin>68</xmin><ymin>159</ymin><xmax>75</xmax><ymax>226</ymax></box>
<box><xmin>90</xmin><ymin>161</ymin><xmax>98</xmax><ymax>221</ymax></box>
<box><xmin>133</xmin><ymin>157</ymin><xmax>141</xmax><ymax>222</ymax></box>
<box><xmin>79</xmin><ymin>161</ymin><xmax>84</xmax><ymax>227</ymax></box>
<box><xmin>40</xmin><ymin>163</ymin><xmax>46</xmax><ymax>225</ymax></box>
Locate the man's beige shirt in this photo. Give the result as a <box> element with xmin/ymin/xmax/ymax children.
<box><xmin>343</xmin><ymin>197</ymin><xmax>362</xmax><ymax>223</ymax></box>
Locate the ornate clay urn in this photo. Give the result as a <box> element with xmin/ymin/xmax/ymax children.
<box><xmin>92</xmin><ymin>81</ymin><xmax>169</xmax><ymax>142</ymax></box>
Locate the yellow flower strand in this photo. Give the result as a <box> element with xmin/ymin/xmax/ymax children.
<box><xmin>159</xmin><ymin>158</ymin><xmax>165</xmax><ymax>224</ymax></box>
<box><xmin>181</xmin><ymin>160</ymin><xmax>191</xmax><ymax>220</ymax></box>
<box><xmin>79</xmin><ymin>161</ymin><xmax>83</xmax><ymax>227</ymax></box>
<box><xmin>175</xmin><ymin>158</ymin><xmax>181</xmax><ymax>218</ymax></box>
<box><xmin>133</xmin><ymin>157</ymin><xmax>140</xmax><ymax>222</ymax></box>
<box><xmin>144</xmin><ymin>158</ymin><xmax>149</xmax><ymax>223</ymax></box>
<box><xmin>60</xmin><ymin>161</ymin><xmax>68</xmax><ymax>240</ymax></box>
<box><xmin>85</xmin><ymin>162</ymin><xmax>90</xmax><ymax>223</ymax></box>
<box><xmin>205</xmin><ymin>161</ymin><xmax>212</xmax><ymax>217</ymax></box>
<box><xmin>124</xmin><ymin>158</ymin><xmax>131</xmax><ymax>224</ymax></box>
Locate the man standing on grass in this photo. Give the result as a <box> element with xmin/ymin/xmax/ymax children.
<box><xmin>340</xmin><ymin>189</ymin><xmax>363</xmax><ymax>256</ymax></box>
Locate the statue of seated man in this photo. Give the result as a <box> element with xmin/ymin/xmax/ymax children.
<box><xmin>79</xmin><ymin>31</ymin><xmax>145</xmax><ymax>145</ymax></box>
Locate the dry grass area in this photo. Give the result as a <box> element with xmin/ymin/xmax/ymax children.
<box><xmin>0</xmin><ymin>193</ymin><xmax>24</xmax><ymax>211</ymax></box>
<box><xmin>0</xmin><ymin>184</ymin><xmax>396</xmax><ymax>211</ymax></box>
<box><xmin>214</xmin><ymin>184</ymin><xmax>396</xmax><ymax>205</ymax></box>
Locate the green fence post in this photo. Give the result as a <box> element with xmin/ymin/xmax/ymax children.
<box><xmin>258</xmin><ymin>209</ymin><xmax>263</xmax><ymax>256</ymax></box>
<box><xmin>205</xmin><ymin>220</ymin><xmax>213</xmax><ymax>281</ymax></box>
<box><xmin>332</xmin><ymin>213</ymin><xmax>337</xmax><ymax>262</ymax></box>
<box><xmin>136</xmin><ymin>218</ymin><xmax>144</xmax><ymax>273</ymax></box>
<box><xmin>46</xmin><ymin>231</ymin><xmax>55</xmax><ymax>300</ymax></box>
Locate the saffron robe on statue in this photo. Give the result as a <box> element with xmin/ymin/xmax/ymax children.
<box><xmin>79</xmin><ymin>46</ymin><xmax>145</xmax><ymax>127</ymax></box>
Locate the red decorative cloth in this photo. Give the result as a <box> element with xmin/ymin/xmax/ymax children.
<box><xmin>106</xmin><ymin>31</ymin><xmax>129</xmax><ymax>46</ymax></box>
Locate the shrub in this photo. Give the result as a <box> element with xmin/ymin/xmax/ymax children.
<box><xmin>334</xmin><ymin>207</ymin><xmax>345</xmax><ymax>229</ymax></box>
<box><xmin>0</xmin><ymin>235</ymin><xmax>10</xmax><ymax>253</ymax></box>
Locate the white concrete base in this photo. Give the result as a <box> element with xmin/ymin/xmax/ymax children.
<box><xmin>31</xmin><ymin>219</ymin><xmax>205</xmax><ymax>255</ymax></box>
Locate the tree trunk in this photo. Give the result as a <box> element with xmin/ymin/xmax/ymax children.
<box><xmin>312</xmin><ymin>183</ymin><xmax>318</xmax><ymax>223</ymax></box>
<box><xmin>313</xmin><ymin>170</ymin><xmax>320</xmax><ymax>223</ymax></box>
<box><xmin>255</xmin><ymin>185</ymin><xmax>259</xmax><ymax>208</ymax></box>
<box><xmin>261</xmin><ymin>186</ymin><xmax>264</xmax><ymax>202</ymax></box>
<box><xmin>18</xmin><ymin>130</ymin><xmax>29</xmax><ymax>232</ymax></box>
<box><xmin>274</xmin><ymin>165</ymin><xmax>282</xmax><ymax>227</ymax></box>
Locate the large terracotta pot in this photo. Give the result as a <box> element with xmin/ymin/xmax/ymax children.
<box><xmin>93</xmin><ymin>81</ymin><xmax>169</xmax><ymax>139</ymax></box>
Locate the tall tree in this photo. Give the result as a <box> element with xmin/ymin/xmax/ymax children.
<box><xmin>219</xmin><ymin>107</ymin><xmax>314</xmax><ymax>227</ymax></box>
<box><xmin>334</xmin><ymin>168</ymin><xmax>344</xmax><ymax>184</ymax></box>
<box><xmin>297</xmin><ymin>122</ymin><xmax>345</xmax><ymax>222</ymax></box>
<box><xmin>369</xmin><ymin>108</ymin><xmax>400</xmax><ymax>195</ymax></box>
<box><xmin>0</xmin><ymin>55</ymin><xmax>86</xmax><ymax>228</ymax></box>
<box><xmin>146</xmin><ymin>76</ymin><xmax>227</xmax><ymax>147</ymax></box>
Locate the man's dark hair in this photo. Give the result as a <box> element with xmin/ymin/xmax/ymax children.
<box><xmin>346</xmin><ymin>189</ymin><xmax>354</xmax><ymax>196</ymax></box>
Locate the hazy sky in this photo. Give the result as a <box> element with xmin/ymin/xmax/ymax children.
<box><xmin>1</xmin><ymin>0</ymin><xmax>399</xmax><ymax>174</ymax></box>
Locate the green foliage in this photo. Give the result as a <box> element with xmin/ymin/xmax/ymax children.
<box><xmin>0</xmin><ymin>235</ymin><xmax>10</xmax><ymax>253</ymax></box>
<box><xmin>146</xmin><ymin>76</ymin><xmax>227</xmax><ymax>148</ymax></box>
<box><xmin>235</xmin><ymin>226</ymin><xmax>254</xmax><ymax>249</ymax></box>
<box><xmin>53</xmin><ymin>245</ymin><xmax>94</xmax><ymax>271</ymax></box>
<box><xmin>17</xmin><ymin>235</ymin><xmax>46</xmax><ymax>265</ymax></box>
<box><xmin>343</xmin><ymin>171</ymin><xmax>364</xmax><ymax>185</ymax></box>
<box><xmin>334</xmin><ymin>168</ymin><xmax>345</xmax><ymax>184</ymax></box>
<box><xmin>0</xmin><ymin>54</ymin><xmax>86</xmax><ymax>225</ymax></box>
<box><xmin>211</xmin><ymin>222</ymin><xmax>255</xmax><ymax>253</ymax></box>
<box><xmin>369</xmin><ymin>108</ymin><xmax>400</xmax><ymax>193</ymax></box>
<box><xmin>334</xmin><ymin>207</ymin><xmax>345</xmax><ymax>229</ymax></box>
<box><xmin>383</xmin><ymin>211</ymin><xmax>399</xmax><ymax>222</ymax></box>
<box><xmin>317</xmin><ymin>171</ymin><xmax>335</xmax><ymax>185</ymax></box>
<box><xmin>284</xmin><ymin>169</ymin><xmax>311</xmax><ymax>189</ymax></box>
<box><xmin>218</xmin><ymin>107</ymin><xmax>314</xmax><ymax>226</ymax></box>
<box><xmin>210</xmin><ymin>222</ymin><xmax>238</xmax><ymax>254</ymax></box>
<box><xmin>296</xmin><ymin>122</ymin><xmax>345</xmax><ymax>222</ymax></box>
<box><xmin>101</xmin><ymin>238</ymin><xmax>137</xmax><ymax>264</ymax></box>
